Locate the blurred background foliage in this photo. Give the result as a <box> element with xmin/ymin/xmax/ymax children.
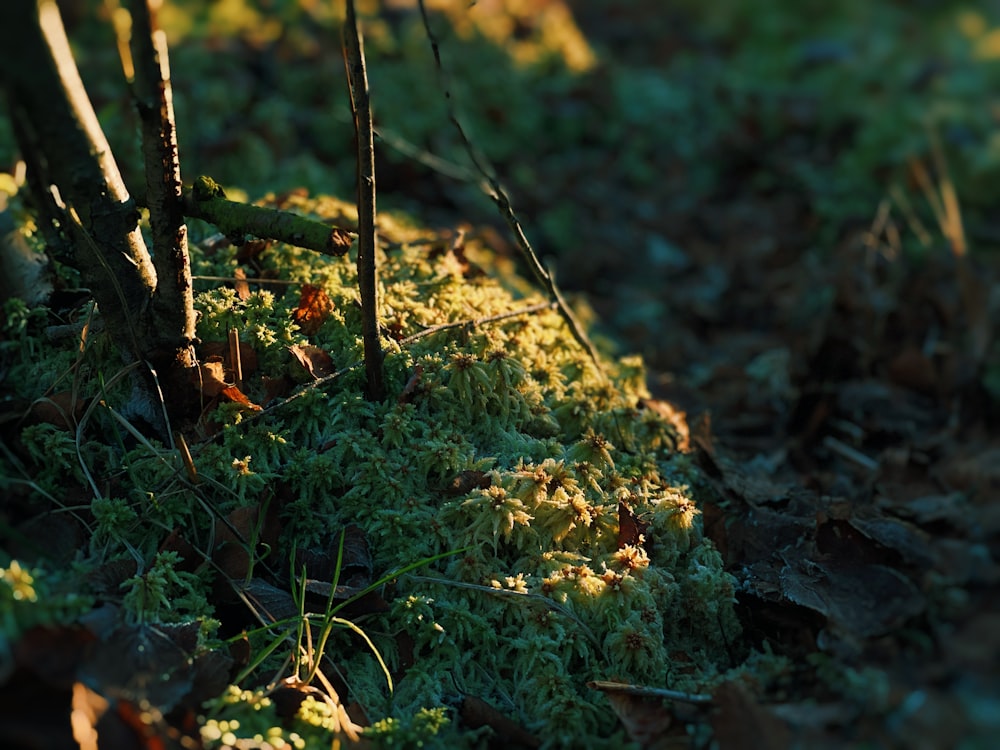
<box><xmin>4</xmin><ymin>0</ymin><xmax>1000</xmax><ymax>353</ymax></box>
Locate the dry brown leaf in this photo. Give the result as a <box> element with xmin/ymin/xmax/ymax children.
<box><xmin>29</xmin><ymin>391</ymin><xmax>86</xmax><ymax>430</ymax></box>
<box><xmin>232</xmin><ymin>266</ymin><xmax>250</xmax><ymax>301</ymax></box>
<box><xmin>446</xmin><ymin>469</ymin><xmax>492</xmax><ymax>496</ymax></box>
<box><xmin>213</xmin><ymin>504</ymin><xmax>279</xmax><ymax>579</ymax></box>
<box><xmin>288</xmin><ymin>343</ymin><xmax>335</xmax><ymax>378</ymax></box>
<box><xmin>262</xmin><ymin>374</ymin><xmax>294</xmax><ymax>403</ymax></box>
<box><xmin>600</xmin><ymin>691</ymin><xmax>675</xmax><ymax>749</ymax></box>
<box><xmin>200</xmin><ymin>340</ymin><xmax>259</xmax><ymax>376</ymax></box>
<box><xmin>195</xmin><ymin>357</ymin><xmax>228</xmax><ymax>397</ymax></box>
<box><xmin>640</xmin><ymin>398</ymin><xmax>691</xmax><ymax>452</ymax></box>
<box><xmin>293</xmin><ymin>283</ymin><xmax>334</xmax><ymax>335</ymax></box>
<box><xmin>220</xmin><ymin>385</ymin><xmax>261</xmax><ymax>411</ymax></box>
<box><xmin>459</xmin><ymin>694</ymin><xmax>541</xmax><ymax>748</ymax></box>
<box><xmin>618</xmin><ymin>500</ymin><xmax>649</xmax><ymax>549</ymax></box>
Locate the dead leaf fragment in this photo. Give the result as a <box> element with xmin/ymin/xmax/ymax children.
<box><xmin>29</xmin><ymin>391</ymin><xmax>86</xmax><ymax>430</ymax></box>
<box><xmin>458</xmin><ymin>694</ymin><xmax>541</xmax><ymax>748</ymax></box>
<box><xmin>195</xmin><ymin>357</ymin><xmax>228</xmax><ymax>397</ymax></box>
<box><xmin>288</xmin><ymin>343</ymin><xmax>335</xmax><ymax>378</ymax></box>
<box><xmin>232</xmin><ymin>266</ymin><xmax>250</xmax><ymax>301</ymax></box>
<box><xmin>640</xmin><ymin>398</ymin><xmax>691</xmax><ymax>452</ymax></box>
<box><xmin>293</xmin><ymin>283</ymin><xmax>334</xmax><ymax>334</ymax></box>
<box><xmin>618</xmin><ymin>501</ymin><xmax>649</xmax><ymax>549</ymax></box>
<box><xmin>601</xmin><ymin>690</ymin><xmax>675</xmax><ymax>749</ymax></box>
<box><xmin>220</xmin><ymin>385</ymin><xmax>261</xmax><ymax>411</ymax></box>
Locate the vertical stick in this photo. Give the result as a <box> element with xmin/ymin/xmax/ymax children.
<box><xmin>128</xmin><ymin>0</ymin><xmax>197</xmax><ymax>359</ymax></box>
<box><xmin>343</xmin><ymin>0</ymin><xmax>385</xmax><ymax>401</ymax></box>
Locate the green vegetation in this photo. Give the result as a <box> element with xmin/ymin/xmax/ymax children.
<box><xmin>1</xmin><ymin>187</ymin><xmax>739</xmax><ymax>745</ymax></box>
<box><xmin>4</xmin><ymin>0</ymin><xmax>1000</xmax><ymax>746</ymax></box>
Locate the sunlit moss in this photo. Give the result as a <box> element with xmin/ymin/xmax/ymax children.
<box><xmin>177</xmin><ymin>194</ymin><xmax>741</xmax><ymax>745</ymax></box>
<box><xmin>5</xmin><ymin>186</ymin><xmax>738</xmax><ymax>746</ymax></box>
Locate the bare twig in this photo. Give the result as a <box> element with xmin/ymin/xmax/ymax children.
<box><xmin>416</xmin><ymin>1</ymin><xmax>605</xmax><ymax>374</ymax></box>
<box><xmin>398</xmin><ymin>301</ymin><xmax>555</xmax><ymax>346</ymax></box>
<box><xmin>587</xmin><ymin>680</ymin><xmax>712</xmax><ymax>706</ymax></box>
<box><xmin>343</xmin><ymin>0</ymin><xmax>386</xmax><ymax>402</ymax></box>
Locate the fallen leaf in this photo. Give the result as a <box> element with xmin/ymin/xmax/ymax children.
<box><xmin>29</xmin><ymin>391</ymin><xmax>86</xmax><ymax>430</ymax></box>
<box><xmin>618</xmin><ymin>501</ymin><xmax>649</xmax><ymax>549</ymax></box>
<box><xmin>288</xmin><ymin>343</ymin><xmax>335</xmax><ymax>378</ymax></box>
<box><xmin>220</xmin><ymin>385</ymin><xmax>261</xmax><ymax>411</ymax></box>
<box><xmin>398</xmin><ymin>364</ymin><xmax>424</xmax><ymax>404</ymax></box>
<box><xmin>194</xmin><ymin>357</ymin><xmax>228</xmax><ymax>397</ymax></box>
<box><xmin>600</xmin><ymin>691</ymin><xmax>675</xmax><ymax>749</ymax></box>
<box><xmin>213</xmin><ymin>504</ymin><xmax>281</xmax><ymax>579</ymax></box>
<box><xmin>459</xmin><ymin>694</ymin><xmax>541</xmax><ymax>748</ymax></box>
<box><xmin>447</xmin><ymin>470</ymin><xmax>492</xmax><ymax>496</ymax></box>
<box><xmin>79</xmin><ymin>624</ymin><xmax>193</xmax><ymax>711</ymax></box>
<box><xmin>232</xmin><ymin>267</ymin><xmax>250</xmax><ymax>301</ymax></box>
<box><xmin>778</xmin><ymin>557</ymin><xmax>925</xmax><ymax>640</ymax></box>
<box><xmin>292</xmin><ymin>283</ymin><xmax>334</xmax><ymax>335</ymax></box>
<box><xmin>639</xmin><ymin>398</ymin><xmax>690</xmax><ymax>452</ymax></box>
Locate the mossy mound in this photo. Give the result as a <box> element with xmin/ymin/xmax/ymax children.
<box><xmin>2</xmin><ymin>193</ymin><xmax>739</xmax><ymax>747</ymax></box>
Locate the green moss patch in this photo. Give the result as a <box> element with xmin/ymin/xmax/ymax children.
<box><xmin>2</xmin><ymin>194</ymin><xmax>738</xmax><ymax>747</ymax></box>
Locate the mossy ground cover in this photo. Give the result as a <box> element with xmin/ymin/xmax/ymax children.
<box><xmin>3</xmin><ymin>0</ymin><xmax>1000</xmax><ymax>747</ymax></box>
<box><xmin>2</xmin><ymin>191</ymin><xmax>741</xmax><ymax>746</ymax></box>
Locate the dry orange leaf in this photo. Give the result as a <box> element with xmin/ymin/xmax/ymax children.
<box><xmin>232</xmin><ymin>266</ymin><xmax>251</xmax><ymax>301</ymax></box>
<box><xmin>220</xmin><ymin>385</ymin><xmax>261</xmax><ymax>411</ymax></box>
<box><xmin>292</xmin><ymin>283</ymin><xmax>334</xmax><ymax>335</ymax></box>
<box><xmin>195</xmin><ymin>357</ymin><xmax>228</xmax><ymax>397</ymax></box>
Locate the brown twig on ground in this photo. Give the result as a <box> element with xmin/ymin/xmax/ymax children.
<box><xmin>343</xmin><ymin>0</ymin><xmax>386</xmax><ymax>402</ymax></box>
<box><xmin>415</xmin><ymin>1</ymin><xmax>605</xmax><ymax>375</ymax></box>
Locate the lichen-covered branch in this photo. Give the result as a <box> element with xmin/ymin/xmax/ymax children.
<box><xmin>343</xmin><ymin>0</ymin><xmax>386</xmax><ymax>402</ymax></box>
<box><xmin>127</xmin><ymin>0</ymin><xmax>196</xmax><ymax>362</ymax></box>
<box><xmin>182</xmin><ymin>176</ymin><xmax>354</xmax><ymax>256</ymax></box>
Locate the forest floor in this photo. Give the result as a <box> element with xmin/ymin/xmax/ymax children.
<box><xmin>3</xmin><ymin>0</ymin><xmax>1000</xmax><ymax>747</ymax></box>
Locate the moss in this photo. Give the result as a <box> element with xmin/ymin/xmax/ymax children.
<box><xmin>0</xmin><ymin>559</ymin><xmax>93</xmax><ymax>643</ymax></box>
<box><xmin>5</xmin><ymin>192</ymin><xmax>739</xmax><ymax>746</ymax></box>
<box><xmin>184</xmin><ymin>194</ymin><xmax>740</xmax><ymax>745</ymax></box>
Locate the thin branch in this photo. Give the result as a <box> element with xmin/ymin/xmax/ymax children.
<box><xmin>0</xmin><ymin>0</ymin><xmax>157</xmax><ymax>361</ymax></box>
<box><xmin>343</xmin><ymin>0</ymin><xmax>385</xmax><ymax>402</ymax></box>
<box><xmin>398</xmin><ymin>301</ymin><xmax>555</xmax><ymax>346</ymax></box>
<box><xmin>415</xmin><ymin>1</ymin><xmax>605</xmax><ymax>374</ymax></box>
<box><xmin>587</xmin><ymin>680</ymin><xmax>712</xmax><ymax>706</ymax></box>
<box><xmin>182</xmin><ymin>176</ymin><xmax>354</xmax><ymax>256</ymax></box>
<box><xmin>127</xmin><ymin>0</ymin><xmax>196</xmax><ymax>358</ymax></box>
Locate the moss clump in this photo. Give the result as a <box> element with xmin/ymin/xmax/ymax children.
<box><xmin>3</xmin><ymin>193</ymin><xmax>738</xmax><ymax>747</ymax></box>
<box><xmin>187</xmin><ymin>194</ymin><xmax>740</xmax><ymax>745</ymax></box>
